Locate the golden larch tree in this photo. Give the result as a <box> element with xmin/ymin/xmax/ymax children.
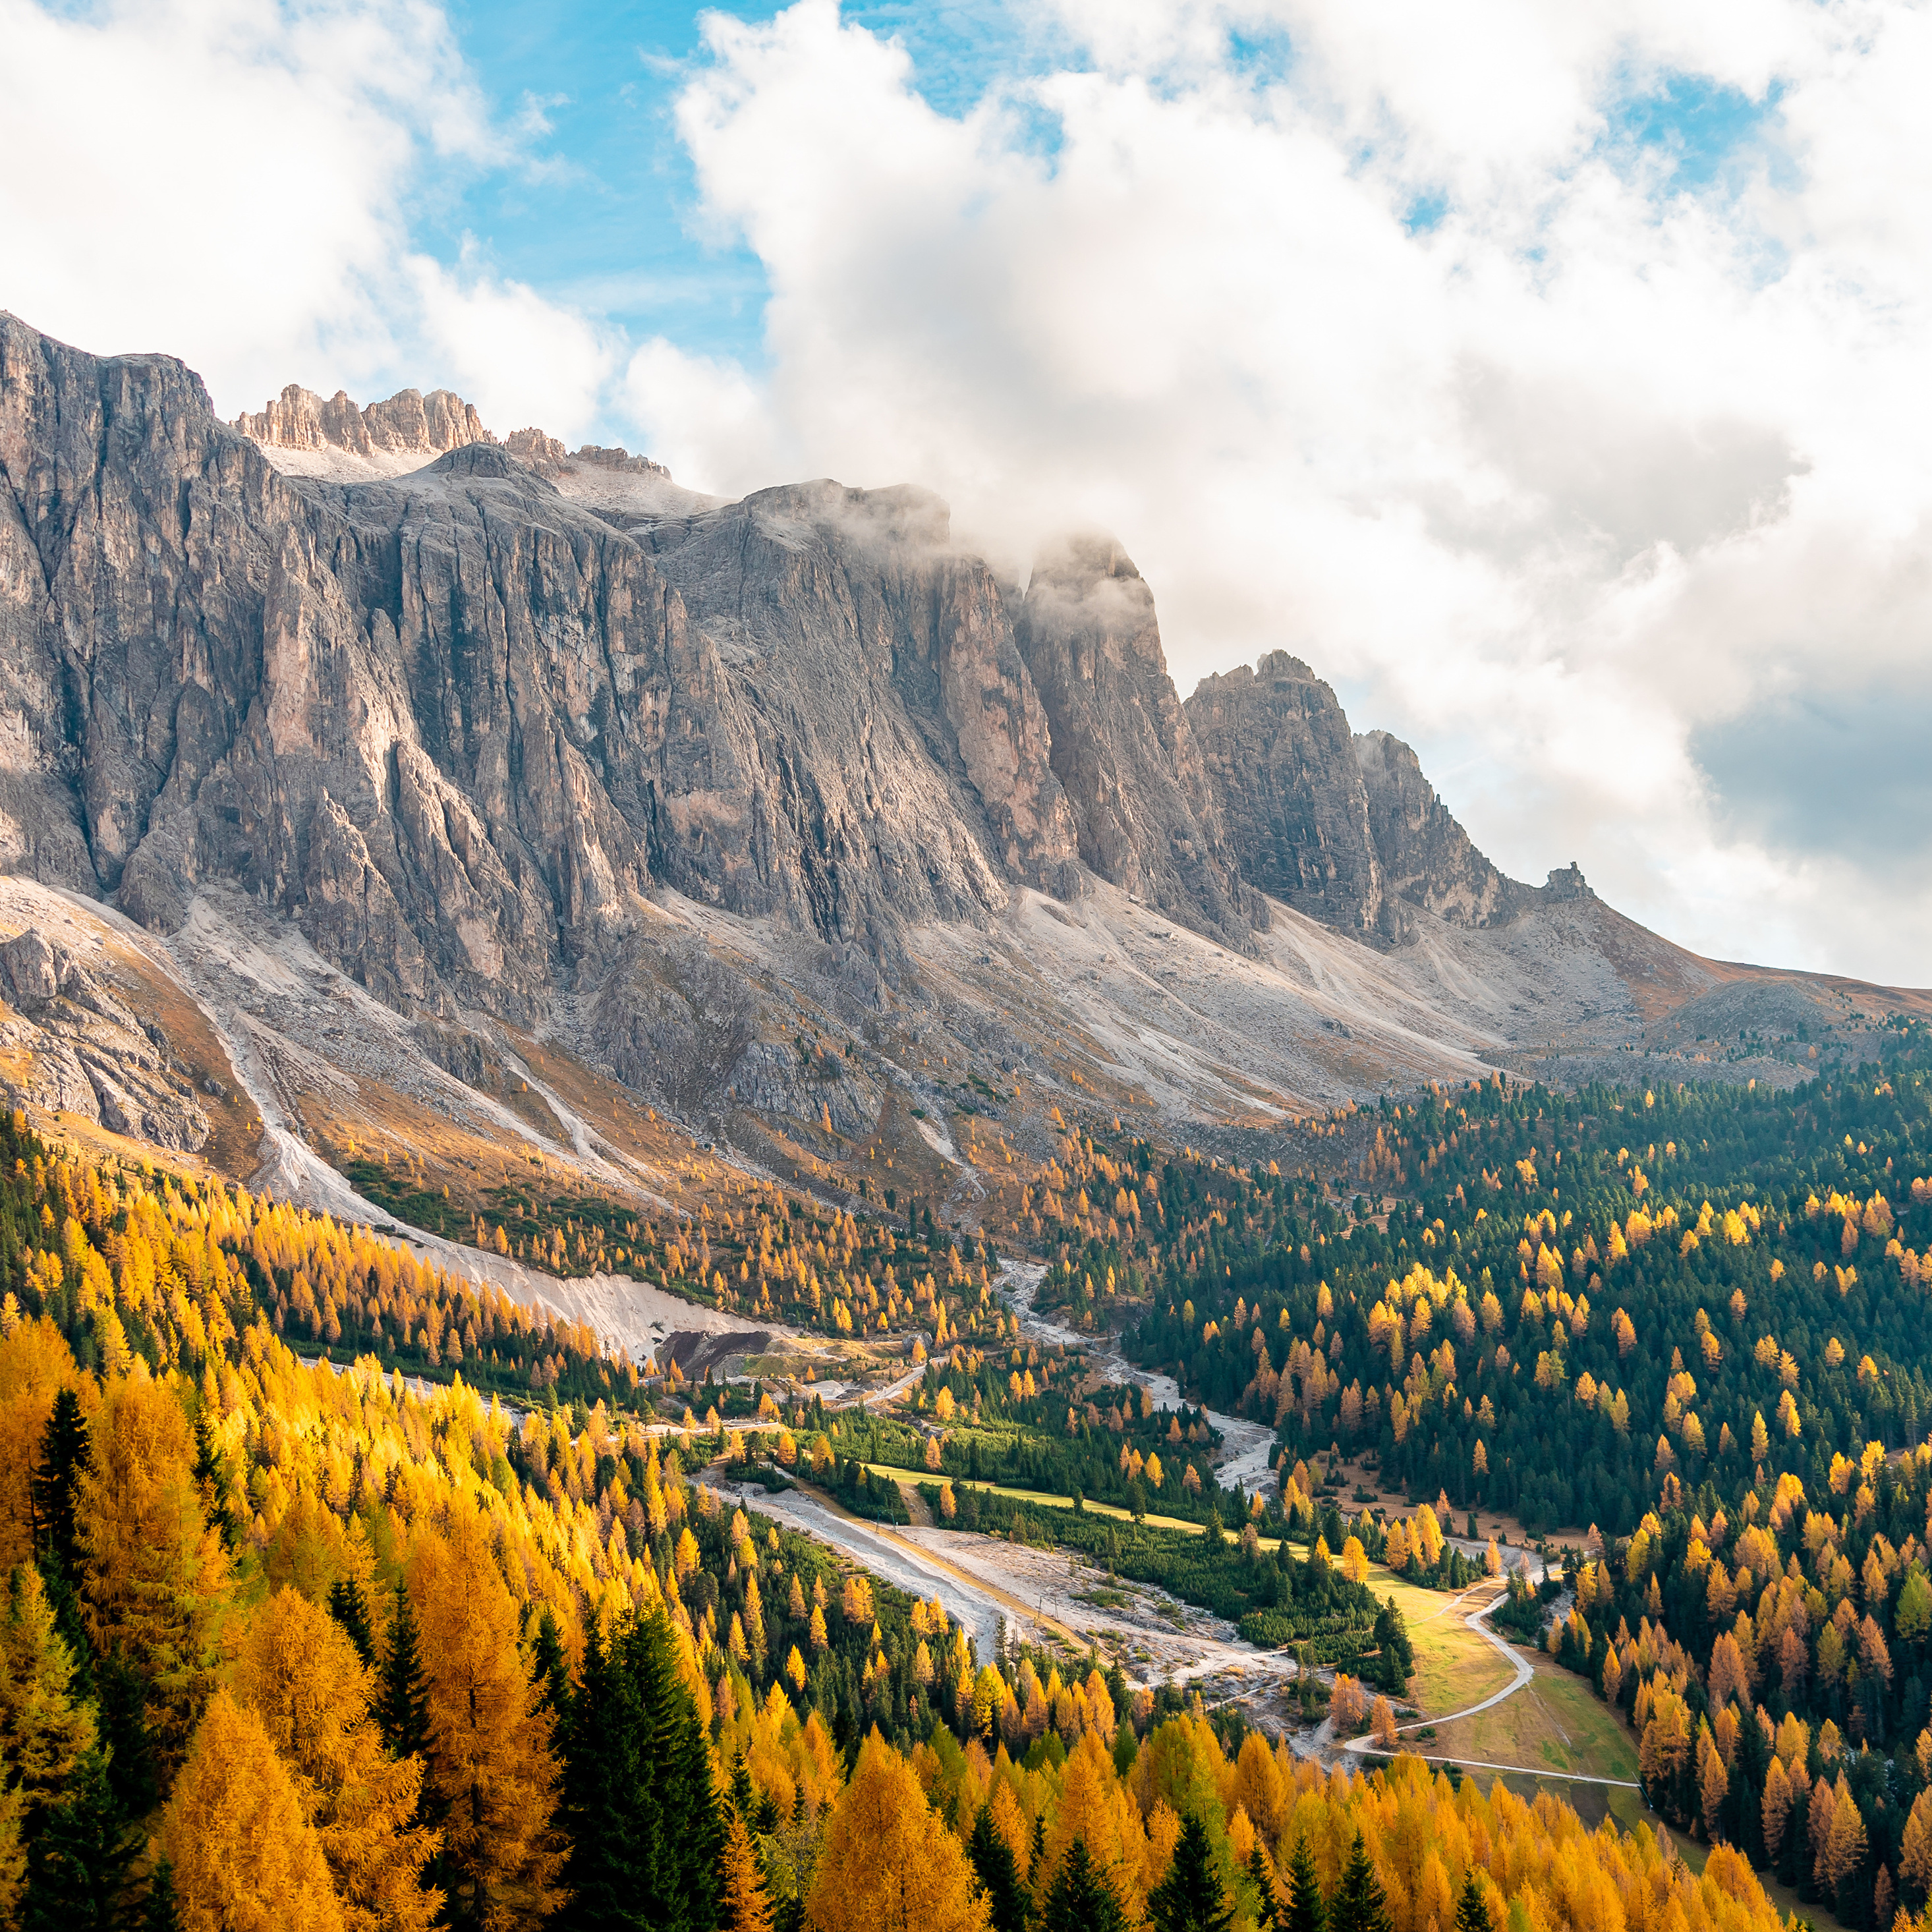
<box><xmin>163</xmin><ymin>1689</ymin><xmax>345</xmax><ymax>1932</ymax></box>
<box><xmin>807</xmin><ymin>1730</ymin><xmax>989</xmax><ymax>1932</ymax></box>
<box><xmin>231</xmin><ymin>1585</ymin><xmax>441</xmax><ymax>1931</ymax></box>
<box><xmin>410</xmin><ymin>1506</ymin><xmax>563</xmax><ymax>1927</ymax></box>
<box><xmin>0</xmin><ymin>1317</ymin><xmax>86</xmax><ymax>1572</ymax></box>
<box><xmin>720</xmin><ymin>1806</ymin><xmax>776</xmax><ymax>1932</ymax></box>
<box><xmin>76</xmin><ymin>1373</ymin><xmax>229</xmax><ymax>1776</ymax></box>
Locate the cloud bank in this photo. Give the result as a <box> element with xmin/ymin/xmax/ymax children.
<box><xmin>635</xmin><ymin>0</ymin><xmax>1932</xmax><ymax>984</ymax></box>
<box><xmin>5</xmin><ymin>0</ymin><xmax>1931</xmax><ymax>984</ymax></box>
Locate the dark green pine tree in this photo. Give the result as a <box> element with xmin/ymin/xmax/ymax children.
<box><xmin>529</xmin><ymin>1608</ymin><xmax>572</xmax><ymax>1728</ymax></box>
<box><xmin>190</xmin><ymin>1405</ymin><xmax>238</xmax><ymax>1550</ymax></box>
<box><xmin>326</xmin><ymin>1576</ymin><xmax>376</xmax><ymax>1668</ymax></box>
<box><xmin>559</xmin><ymin>1625</ymin><xmax>642</xmax><ymax>1930</ymax></box>
<box><xmin>30</xmin><ymin>1387</ymin><xmax>89</xmax><ymax>1583</ymax></box>
<box><xmin>1149</xmin><ymin>1813</ymin><xmax>1234</xmax><ymax>1932</ymax></box>
<box><xmin>1041</xmin><ymin>1840</ymin><xmax>1127</xmax><ymax>1932</ymax></box>
<box><xmin>93</xmin><ymin>1649</ymin><xmax>157</xmax><ymax>1823</ymax></box>
<box><xmin>1452</xmin><ymin>1871</ymin><xmax>1490</xmax><ymax>1932</ymax></box>
<box><xmin>1283</xmin><ymin>1836</ymin><xmax>1326</xmax><ymax>1932</ymax></box>
<box><xmin>139</xmin><ymin>1860</ymin><xmax>181</xmax><ymax>1931</ymax></box>
<box><xmin>1329</xmin><ymin>1833</ymin><xmax>1394</xmax><ymax>1932</ymax></box>
<box><xmin>1372</xmin><ymin>1599</ymin><xmax>1413</xmax><ymax>1693</ymax></box>
<box><xmin>967</xmin><ymin>1802</ymin><xmax>1030</xmax><ymax>1932</ymax></box>
<box><xmin>376</xmin><ymin>1581</ymin><xmax>432</xmax><ymax>1765</ymax></box>
<box><xmin>560</xmin><ymin>1606</ymin><xmax>724</xmax><ymax>1932</ymax></box>
<box><xmin>21</xmin><ymin>1747</ymin><xmax>136</xmax><ymax>1931</ymax></box>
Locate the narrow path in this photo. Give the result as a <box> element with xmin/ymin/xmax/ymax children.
<box><xmin>1002</xmin><ymin>1263</ymin><xmax>1277</xmax><ymax>1491</ymax></box>
<box><xmin>1338</xmin><ymin>1591</ymin><xmax>1636</xmax><ymax>1788</ymax></box>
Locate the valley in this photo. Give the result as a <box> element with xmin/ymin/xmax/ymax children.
<box><xmin>1</xmin><ymin>312</ymin><xmax>1923</xmax><ymax>1932</ymax></box>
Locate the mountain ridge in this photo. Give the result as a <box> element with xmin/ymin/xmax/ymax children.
<box><xmin>0</xmin><ymin>312</ymin><xmax>1921</xmax><ymax>1240</ymax></box>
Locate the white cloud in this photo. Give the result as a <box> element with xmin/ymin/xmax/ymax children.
<box><xmin>0</xmin><ymin>0</ymin><xmax>610</xmax><ymax>430</ymax></box>
<box><xmin>633</xmin><ymin>0</ymin><xmax>1932</xmax><ymax>984</ymax></box>
<box><xmin>8</xmin><ymin>0</ymin><xmax>1930</xmax><ymax>986</ymax></box>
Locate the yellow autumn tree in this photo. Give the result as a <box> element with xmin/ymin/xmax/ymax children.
<box><xmin>720</xmin><ymin>1806</ymin><xmax>776</xmax><ymax>1932</ymax></box>
<box><xmin>0</xmin><ymin>1561</ymin><xmax>96</xmax><ymax>1856</ymax></box>
<box><xmin>231</xmin><ymin>1586</ymin><xmax>441</xmax><ymax>1931</ymax></box>
<box><xmin>807</xmin><ymin>1730</ymin><xmax>990</xmax><ymax>1932</ymax></box>
<box><xmin>1041</xmin><ymin>1728</ymin><xmax>1156</xmax><ymax>1919</ymax></box>
<box><xmin>0</xmin><ymin>1318</ymin><xmax>85</xmax><ymax>1572</ymax></box>
<box><xmin>163</xmin><ymin>1690</ymin><xmax>345</xmax><ymax>1932</ymax></box>
<box><xmin>76</xmin><ymin>1372</ymin><xmax>229</xmax><ymax>1775</ymax></box>
<box><xmin>411</xmin><ymin>1505</ymin><xmax>563</xmax><ymax>1927</ymax></box>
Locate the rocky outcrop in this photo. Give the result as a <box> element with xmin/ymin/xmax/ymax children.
<box><xmin>1017</xmin><ymin>535</ymin><xmax>1261</xmax><ymax>950</ymax></box>
<box><xmin>1183</xmin><ymin>660</ymin><xmax>1533</xmax><ymax>943</ymax></box>
<box><xmin>1184</xmin><ymin>652</ymin><xmax>1394</xmax><ymax>941</ymax></box>
<box><xmin>0</xmin><ymin>927</ymin><xmax>208</xmax><ymax>1149</ymax></box>
<box><xmin>1353</xmin><ymin>729</ymin><xmax>1525</xmax><ymax>928</ymax></box>
<box><xmin>0</xmin><ymin>316</ymin><xmax>1089</xmax><ymax>1047</ymax></box>
<box><xmin>235</xmin><ymin>380</ymin><xmax>675</xmax><ymax>489</ymax></box>
<box><xmin>235</xmin><ymin>383</ymin><xmax>489</xmax><ymax>459</ymax></box>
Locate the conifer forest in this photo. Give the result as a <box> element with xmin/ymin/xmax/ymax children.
<box><xmin>11</xmin><ymin>1021</ymin><xmax>1932</xmax><ymax>1931</ymax></box>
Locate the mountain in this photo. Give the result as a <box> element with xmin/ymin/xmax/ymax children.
<box><xmin>0</xmin><ymin>309</ymin><xmax>1919</xmax><ymax>1253</ymax></box>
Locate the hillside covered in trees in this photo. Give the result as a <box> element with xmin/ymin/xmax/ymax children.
<box><xmin>1102</xmin><ymin>1019</ymin><xmax>1932</xmax><ymax>1925</ymax></box>
<box><xmin>0</xmin><ymin>1104</ymin><xmax>1813</xmax><ymax>1932</ymax></box>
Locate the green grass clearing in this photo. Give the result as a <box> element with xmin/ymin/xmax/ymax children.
<box><xmin>1427</xmin><ymin>1652</ymin><xmax>1637</xmax><ymax>1782</ymax></box>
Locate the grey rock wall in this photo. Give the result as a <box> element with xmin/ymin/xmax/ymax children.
<box><xmin>1183</xmin><ymin>652</ymin><xmax>1394</xmax><ymax>941</ymax></box>
<box><xmin>1017</xmin><ymin>534</ymin><xmax>1262</xmax><ymax>950</ymax></box>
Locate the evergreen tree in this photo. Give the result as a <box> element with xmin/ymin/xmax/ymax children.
<box><xmin>375</xmin><ymin>1580</ymin><xmax>431</xmax><ymax>1767</ymax></box>
<box><xmin>139</xmin><ymin>1860</ymin><xmax>181</xmax><ymax>1932</ymax></box>
<box><xmin>326</xmin><ymin>1576</ymin><xmax>376</xmax><ymax>1667</ymax></box>
<box><xmin>967</xmin><ymin>1802</ymin><xmax>1029</xmax><ymax>1932</ymax></box>
<box><xmin>1041</xmin><ymin>1841</ymin><xmax>1127</xmax><ymax>1932</ymax></box>
<box><xmin>92</xmin><ymin>1649</ymin><xmax>157</xmax><ymax>1824</ymax></box>
<box><xmin>1248</xmin><ymin>1846</ymin><xmax>1282</xmax><ymax>1931</ymax></box>
<box><xmin>530</xmin><ymin>1607</ymin><xmax>572</xmax><ymax>1729</ymax></box>
<box><xmin>1284</xmin><ymin>1836</ymin><xmax>1326</xmax><ymax>1932</ymax></box>
<box><xmin>1371</xmin><ymin>1600</ymin><xmax>1412</xmax><ymax>1693</ymax></box>
<box><xmin>29</xmin><ymin>1389</ymin><xmax>88</xmax><ymax>1584</ymax></box>
<box><xmin>1149</xmin><ymin>1813</ymin><xmax>1234</xmax><ymax>1932</ymax></box>
<box><xmin>189</xmin><ymin>1406</ymin><xmax>237</xmax><ymax>1550</ymax></box>
<box><xmin>1329</xmin><ymin>1833</ymin><xmax>1393</xmax><ymax>1932</ymax></box>
<box><xmin>1452</xmin><ymin>1871</ymin><xmax>1490</xmax><ymax>1932</ymax></box>
<box><xmin>560</xmin><ymin>1608</ymin><xmax>722</xmax><ymax>1931</ymax></box>
<box><xmin>20</xmin><ymin>1748</ymin><xmax>134</xmax><ymax>1931</ymax></box>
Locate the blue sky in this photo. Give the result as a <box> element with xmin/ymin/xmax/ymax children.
<box><xmin>429</xmin><ymin>0</ymin><xmax>1062</xmax><ymax>378</ymax></box>
<box><xmin>13</xmin><ymin>0</ymin><xmax>1924</xmax><ymax>980</ymax></box>
<box><xmin>422</xmin><ymin>3</ymin><xmax>1780</xmax><ymax>408</ymax></box>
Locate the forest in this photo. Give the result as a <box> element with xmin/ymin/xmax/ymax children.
<box><xmin>1096</xmin><ymin>1019</ymin><xmax>1932</xmax><ymax>1927</ymax></box>
<box><xmin>0</xmin><ymin>1098</ymin><xmax>1818</xmax><ymax>1930</ymax></box>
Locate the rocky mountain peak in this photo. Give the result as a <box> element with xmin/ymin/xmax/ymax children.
<box><xmin>234</xmin><ymin>382</ymin><xmax>487</xmax><ymax>459</ymax></box>
<box><xmin>1184</xmin><ymin>650</ymin><xmax>1394</xmax><ymax>943</ymax></box>
<box><xmin>233</xmin><ymin>380</ymin><xmax>672</xmax><ymax>486</ymax></box>
<box><xmin>1018</xmin><ymin>534</ymin><xmax>1263</xmax><ymax>950</ymax></box>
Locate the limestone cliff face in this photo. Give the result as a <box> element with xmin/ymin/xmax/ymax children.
<box><xmin>1017</xmin><ymin>535</ymin><xmax>1261</xmax><ymax>950</ymax></box>
<box><xmin>234</xmin><ymin>382</ymin><xmax>488</xmax><ymax>459</ymax></box>
<box><xmin>630</xmin><ymin>480</ymin><xmax>1080</xmax><ymax>934</ymax></box>
<box><xmin>1183</xmin><ymin>652</ymin><xmax>1394</xmax><ymax>942</ymax></box>
<box><xmin>0</xmin><ymin>314</ymin><xmax>1081</xmax><ymax>1034</ymax></box>
<box><xmin>1352</xmin><ymin>729</ymin><xmax>1525</xmax><ymax>928</ymax></box>
<box><xmin>1183</xmin><ymin>655</ymin><xmax>1530</xmax><ymax>943</ymax></box>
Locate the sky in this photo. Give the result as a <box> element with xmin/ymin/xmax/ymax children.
<box><xmin>3</xmin><ymin>0</ymin><xmax>1931</xmax><ymax>986</ymax></box>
